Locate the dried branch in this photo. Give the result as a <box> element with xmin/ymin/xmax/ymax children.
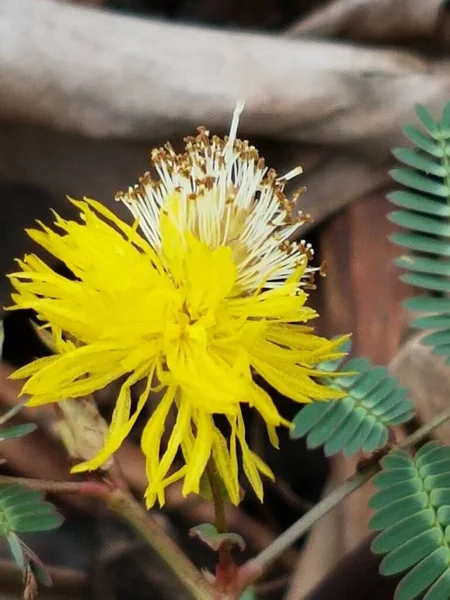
<box><xmin>287</xmin><ymin>0</ymin><xmax>446</xmax><ymax>42</ymax></box>
<box><xmin>1</xmin><ymin>0</ymin><xmax>449</xmax><ymax>156</ymax></box>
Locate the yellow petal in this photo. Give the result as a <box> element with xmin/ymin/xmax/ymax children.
<box><xmin>182</xmin><ymin>408</ymin><xmax>213</xmax><ymax>496</ymax></box>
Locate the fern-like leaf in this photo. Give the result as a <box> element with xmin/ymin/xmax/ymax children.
<box><xmin>290</xmin><ymin>353</ymin><xmax>414</xmax><ymax>457</ymax></box>
<box><xmin>388</xmin><ymin>103</ymin><xmax>450</xmax><ymax>363</ymax></box>
<box><xmin>0</xmin><ymin>423</ymin><xmax>37</xmax><ymax>441</ymax></box>
<box><xmin>0</xmin><ymin>484</ymin><xmax>63</xmax><ymax>583</ymax></box>
<box><xmin>370</xmin><ymin>442</ymin><xmax>450</xmax><ymax>600</ymax></box>
<box><xmin>0</xmin><ymin>485</ymin><xmax>63</xmax><ymax>537</ymax></box>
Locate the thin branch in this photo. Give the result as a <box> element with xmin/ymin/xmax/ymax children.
<box><xmin>397</xmin><ymin>406</ymin><xmax>450</xmax><ymax>450</ymax></box>
<box><xmin>0</xmin><ymin>475</ymin><xmax>214</xmax><ymax>600</ymax></box>
<box><xmin>0</xmin><ymin>398</ymin><xmax>29</xmax><ymax>426</ymax></box>
<box><xmin>0</xmin><ymin>475</ymin><xmax>111</xmax><ymax>498</ymax></box>
<box><xmin>239</xmin><ymin>406</ymin><xmax>450</xmax><ymax>585</ymax></box>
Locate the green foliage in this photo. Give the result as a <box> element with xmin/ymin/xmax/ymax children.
<box><xmin>7</xmin><ymin>532</ymin><xmax>53</xmax><ymax>586</ymax></box>
<box><xmin>0</xmin><ymin>389</ymin><xmax>63</xmax><ymax>586</ymax></box>
<box><xmin>0</xmin><ymin>423</ymin><xmax>37</xmax><ymax>441</ymax></box>
<box><xmin>0</xmin><ymin>485</ymin><xmax>63</xmax><ymax>584</ymax></box>
<box><xmin>388</xmin><ymin>103</ymin><xmax>450</xmax><ymax>363</ymax></box>
<box><xmin>370</xmin><ymin>442</ymin><xmax>450</xmax><ymax>599</ymax></box>
<box><xmin>0</xmin><ymin>485</ymin><xmax>63</xmax><ymax>537</ymax></box>
<box><xmin>291</xmin><ymin>349</ymin><xmax>414</xmax><ymax>457</ymax></box>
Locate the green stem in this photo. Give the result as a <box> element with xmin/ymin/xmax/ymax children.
<box><xmin>239</xmin><ymin>406</ymin><xmax>450</xmax><ymax>586</ymax></box>
<box><xmin>252</xmin><ymin>463</ymin><xmax>379</xmax><ymax>574</ymax></box>
<box><xmin>206</xmin><ymin>462</ymin><xmax>227</xmax><ymax>535</ymax></box>
<box><xmin>0</xmin><ymin>398</ymin><xmax>29</xmax><ymax>426</ymax></box>
<box><xmin>206</xmin><ymin>461</ymin><xmax>233</xmax><ymax>569</ymax></box>
<box><xmin>107</xmin><ymin>489</ymin><xmax>214</xmax><ymax>600</ymax></box>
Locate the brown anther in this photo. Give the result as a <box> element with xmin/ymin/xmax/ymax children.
<box><xmin>298</xmin><ymin>212</ymin><xmax>313</xmax><ymax>224</ymax></box>
<box><xmin>204</xmin><ymin>176</ymin><xmax>216</xmax><ymax>190</ymax></box>
<box><xmin>292</xmin><ymin>186</ymin><xmax>307</xmax><ymax>200</ymax></box>
<box><xmin>197</xmin><ymin>126</ymin><xmax>210</xmax><ymax>137</ymax></box>
<box><xmin>319</xmin><ymin>261</ymin><xmax>327</xmax><ymax>277</ymax></box>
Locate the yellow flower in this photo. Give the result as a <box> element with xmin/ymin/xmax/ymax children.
<box><xmin>8</xmin><ymin>104</ymin><xmax>347</xmax><ymax>508</ymax></box>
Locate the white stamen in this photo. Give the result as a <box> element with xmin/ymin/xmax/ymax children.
<box><xmin>228</xmin><ymin>101</ymin><xmax>245</xmax><ymax>148</ymax></box>
<box><xmin>117</xmin><ymin>105</ymin><xmax>317</xmax><ymax>295</ymax></box>
<box><xmin>281</xmin><ymin>166</ymin><xmax>303</xmax><ymax>181</ymax></box>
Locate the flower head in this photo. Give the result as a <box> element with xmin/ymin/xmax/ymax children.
<box><xmin>8</xmin><ymin>105</ymin><xmax>347</xmax><ymax>507</ymax></box>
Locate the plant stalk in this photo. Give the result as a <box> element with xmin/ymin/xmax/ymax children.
<box><xmin>206</xmin><ymin>461</ymin><xmax>234</xmax><ymax>571</ymax></box>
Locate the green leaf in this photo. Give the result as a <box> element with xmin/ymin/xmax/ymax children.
<box><xmin>379</xmin><ymin>529</ymin><xmax>442</xmax><ymax>576</ymax></box>
<box><xmin>292</xmin><ymin>357</ymin><xmax>413</xmax><ymax>457</ymax></box>
<box><xmin>370</xmin><ymin>493</ymin><xmax>429</xmax><ymax>531</ymax></box>
<box><xmin>395</xmin><ymin>255</ymin><xmax>450</xmax><ymax>276</ymax></box>
<box><xmin>401</xmin><ymin>273</ymin><xmax>450</xmax><ymax>293</ymax></box>
<box><xmin>388</xmin><ymin>103</ymin><xmax>450</xmax><ymax>363</ymax></box>
<box><xmin>441</xmin><ymin>101</ymin><xmax>450</xmax><ymax>137</ymax></box>
<box><xmin>388</xmin><ymin>191</ymin><xmax>450</xmax><ymax>216</ymax></box>
<box><xmin>405</xmin><ymin>296</ymin><xmax>450</xmax><ymax>312</ymax></box>
<box><xmin>369</xmin><ymin>480</ymin><xmax>423</xmax><ymax>510</ymax></box>
<box><xmin>370</xmin><ymin>442</ymin><xmax>450</xmax><ymax>599</ymax></box>
<box><xmin>402</xmin><ymin>126</ymin><xmax>443</xmax><ymax>157</ymax></box>
<box><xmin>371</xmin><ymin>510</ymin><xmax>434</xmax><ymax>554</ymax></box>
<box><xmin>391</xmin><ymin>232</ymin><xmax>450</xmax><ymax>256</ymax></box>
<box><xmin>390</xmin><ymin>169</ymin><xmax>449</xmax><ymax>197</ymax></box>
<box><xmin>415</xmin><ymin>105</ymin><xmax>441</xmax><ymax>138</ymax></box>
<box><xmin>394</xmin><ymin>547</ymin><xmax>449</xmax><ymax>600</ymax></box>
<box><xmin>7</xmin><ymin>532</ymin><xmax>25</xmax><ymax>571</ymax></box>
<box><xmin>189</xmin><ymin>523</ymin><xmax>245</xmax><ymax>551</ymax></box>
<box><xmin>0</xmin><ymin>423</ymin><xmax>37</xmax><ymax>442</ymax></box>
<box><xmin>7</xmin><ymin>534</ymin><xmax>53</xmax><ymax>587</ymax></box>
<box><xmin>0</xmin><ymin>485</ymin><xmax>63</xmax><ymax>537</ymax></box>
<box><xmin>392</xmin><ymin>149</ymin><xmax>446</xmax><ymax>177</ymax></box>
<box><xmin>389</xmin><ymin>211</ymin><xmax>450</xmax><ymax>237</ymax></box>
<box><xmin>424</xmin><ymin>570</ymin><xmax>450</xmax><ymax>599</ymax></box>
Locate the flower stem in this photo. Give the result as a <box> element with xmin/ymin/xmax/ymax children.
<box><xmin>239</xmin><ymin>406</ymin><xmax>450</xmax><ymax>587</ymax></box>
<box><xmin>206</xmin><ymin>461</ymin><xmax>233</xmax><ymax>569</ymax></box>
<box><xmin>206</xmin><ymin>461</ymin><xmax>227</xmax><ymax>534</ymax></box>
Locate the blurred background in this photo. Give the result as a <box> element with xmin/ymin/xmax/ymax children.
<box><xmin>1</xmin><ymin>0</ymin><xmax>450</xmax><ymax>598</ymax></box>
